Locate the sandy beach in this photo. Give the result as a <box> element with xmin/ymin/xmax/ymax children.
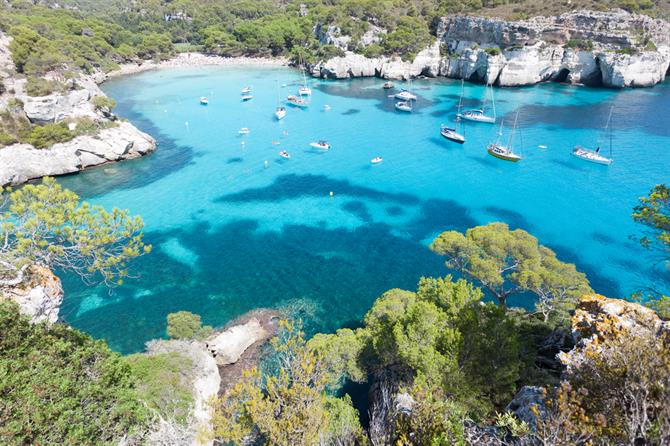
<box><xmin>100</xmin><ymin>52</ymin><xmax>290</xmax><ymax>83</ymax></box>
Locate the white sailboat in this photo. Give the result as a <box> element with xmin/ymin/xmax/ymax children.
<box><xmin>274</xmin><ymin>80</ymin><xmax>286</xmax><ymax>120</ymax></box>
<box><xmin>487</xmin><ymin>111</ymin><xmax>522</xmax><ymax>162</ymax></box>
<box><xmin>298</xmin><ymin>64</ymin><xmax>312</xmax><ymax>96</ymax></box>
<box><xmin>441</xmin><ymin>80</ymin><xmax>466</xmax><ymax>144</ymax></box>
<box><xmin>458</xmin><ymin>82</ymin><xmax>496</xmax><ymax>124</ymax></box>
<box><xmin>572</xmin><ymin>107</ymin><xmax>614</xmax><ymax>165</ymax></box>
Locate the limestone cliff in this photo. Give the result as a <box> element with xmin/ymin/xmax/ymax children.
<box><xmin>0</xmin><ymin>264</ymin><xmax>63</xmax><ymax>324</ymax></box>
<box><xmin>310</xmin><ymin>10</ymin><xmax>670</xmax><ymax>88</ymax></box>
<box><xmin>0</xmin><ymin>31</ymin><xmax>156</xmax><ymax>186</ymax></box>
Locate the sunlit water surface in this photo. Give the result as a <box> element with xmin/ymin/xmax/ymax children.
<box><xmin>57</xmin><ymin>66</ymin><xmax>670</xmax><ymax>353</ymax></box>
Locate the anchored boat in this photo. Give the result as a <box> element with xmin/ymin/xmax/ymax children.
<box><xmin>309</xmin><ymin>141</ymin><xmax>331</xmax><ymax>150</ymax></box>
<box><xmin>572</xmin><ymin>107</ymin><xmax>614</xmax><ymax>166</ymax></box>
<box><xmin>458</xmin><ymin>83</ymin><xmax>496</xmax><ymax>124</ymax></box>
<box><xmin>487</xmin><ymin>112</ymin><xmax>522</xmax><ymax>162</ymax></box>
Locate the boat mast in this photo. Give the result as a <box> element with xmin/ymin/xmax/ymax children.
<box><xmin>606</xmin><ymin>106</ymin><xmax>614</xmax><ymax>158</ymax></box>
<box><xmin>507</xmin><ymin>111</ymin><xmax>519</xmax><ymax>151</ymax></box>
<box><xmin>490</xmin><ymin>83</ymin><xmax>496</xmax><ymax>119</ymax></box>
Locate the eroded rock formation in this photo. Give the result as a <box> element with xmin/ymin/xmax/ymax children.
<box><xmin>0</xmin><ymin>264</ymin><xmax>63</xmax><ymax>324</ymax></box>
<box><xmin>310</xmin><ymin>10</ymin><xmax>670</xmax><ymax>88</ymax></box>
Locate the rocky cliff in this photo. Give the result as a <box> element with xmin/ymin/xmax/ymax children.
<box><xmin>0</xmin><ymin>264</ymin><xmax>63</xmax><ymax>324</ymax></box>
<box><xmin>310</xmin><ymin>10</ymin><xmax>670</xmax><ymax>88</ymax></box>
<box><xmin>0</xmin><ymin>32</ymin><xmax>156</xmax><ymax>186</ymax></box>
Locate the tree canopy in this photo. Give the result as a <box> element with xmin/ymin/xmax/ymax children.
<box><xmin>430</xmin><ymin>222</ymin><xmax>591</xmax><ymax>322</ymax></box>
<box><xmin>0</xmin><ymin>177</ymin><xmax>150</xmax><ymax>288</ymax></box>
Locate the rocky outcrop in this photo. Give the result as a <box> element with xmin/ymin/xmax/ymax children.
<box><xmin>0</xmin><ymin>121</ymin><xmax>156</xmax><ymax>186</ymax></box>
<box><xmin>559</xmin><ymin>293</ymin><xmax>670</xmax><ymax>373</ymax></box>
<box><xmin>144</xmin><ymin>339</ymin><xmax>221</xmax><ymax>446</ymax></box>
<box><xmin>0</xmin><ymin>265</ymin><xmax>63</xmax><ymax>324</ymax></box>
<box><xmin>19</xmin><ymin>77</ymin><xmax>104</xmax><ymax>124</ymax></box>
<box><xmin>311</xmin><ymin>10</ymin><xmax>670</xmax><ymax>88</ymax></box>
<box><xmin>205</xmin><ymin>316</ymin><xmax>273</xmax><ymax>366</ymax></box>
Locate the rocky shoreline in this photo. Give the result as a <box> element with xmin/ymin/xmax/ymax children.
<box><xmin>310</xmin><ymin>10</ymin><xmax>670</xmax><ymax>88</ymax></box>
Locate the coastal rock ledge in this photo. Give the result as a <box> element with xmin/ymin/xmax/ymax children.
<box><xmin>0</xmin><ymin>121</ymin><xmax>156</xmax><ymax>187</ymax></box>
<box><xmin>311</xmin><ymin>10</ymin><xmax>670</xmax><ymax>88</ymax></box>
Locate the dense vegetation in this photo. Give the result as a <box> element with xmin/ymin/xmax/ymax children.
<box><xmin>0</xmin><ymin>300</ymin><xmax>149</xmax><ymax>445</ymax></box>
<box><xmin>1</xmin><ymin>179</ymin><xmax>669</xmax><ymax>444</ymax></box>
<box><xmin>2</xmin><ymin>0</ymin><xmax>668</xmax><ymax>81</ymax></box>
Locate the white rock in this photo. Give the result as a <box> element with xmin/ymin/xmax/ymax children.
<box><xmin>1</xmin><ymin>265</ymin><xmax>63</xmax><ymax>324</ymax></box>
<box><xmin>205</xmin><ymin>318</ymin><xmax>268</xmax><ymax>365</ymax></box>
<box><xmin>498</xmin><ymin>44</ymin><xmax>562</xmax><ymax>86</ymax></box>
<box><xmin>0</xmin><ymin>121</ymin><xmax>156</xmax><ymax>186</ymax></box>
<box><xmin>598</xmin><ymin>49</ymin><xmax>670</xmax><ymax>87</ymax></box>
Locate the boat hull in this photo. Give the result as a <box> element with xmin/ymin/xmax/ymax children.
<box><xmin>571</xmin><ymin>148</ymin><xmax>612</xmax><ymax>165</ymax></box>
<box><xmin>487</xmin><ymin>145</ymin><xmax>521</xmax><ymax>162</ymax></box>
<box><xmin>440</xmin><ymin>129</ymin><xmax>465</xmax><ymax>144</ymax></box>
<box><xmin>458</xmin><ymin>113</ymin><xmax>495</xmax><ymax>124</ymax></box>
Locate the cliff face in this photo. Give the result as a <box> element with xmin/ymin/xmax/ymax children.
<box><xmin>0</xmin><ymin>265</ymin><xmax>63</xmax><ymax>324</ymax></box>
<box><xmin>559</xmin><ymin>293</ymin><xmax>669</xmax><ymax>373</ymax></box>
<box><xmin>0</xmin><ymin>32</ymin><xmax>156</xmax><ymax>187</ymax></box>
<box><xmin>311</xmin><ymin>10</ymin><xmax>670</xmax><ymax>88</ymax></box>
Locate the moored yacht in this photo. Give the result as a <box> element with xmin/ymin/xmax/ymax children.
<box><xmin>458</xmin><ymin>83</ymin><xmax>496</xmax><ymax>124</ymax></box>
<box><xmin>309</xmin><ymin>140</ymin><xmax>331</xmax><ymax>150</ymax></box>
<box><xmin>572</xmin><ymin>107</ymin><xmax>614</xmax><ymax>166</ymax></box>
<box><xmin>287</xmin><ymin>95</ymin><xmax>308</xmax><ymax>108</ymax></box>
<box><xmin>440</xmin><ymin>125</ymin><xmax>465</xmax><ymax>144</ymax></box>
<box><xmin>487</xmin><ymin>112</ymin><xmax>522</xmax><ymax>162</ymax></box>
<box><xmin>394</xmin><ymin>89</ymin><xmax>417</xmax><ymax>101</ymax></box>
<box><xmin>199</xmin><ymin>97</ymin><xmax>209</xmax><ymax>105</ymax></box>
<box><xmin>395</xmin><ymin>101</ymin><xmax>412</xmax><ymax>112</ymax></box>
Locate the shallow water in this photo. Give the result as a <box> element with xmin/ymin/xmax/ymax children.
<box><xmin>57</xmin><ymin>66</ymin><xmax>670</xmax><ymax>353</ymax></box>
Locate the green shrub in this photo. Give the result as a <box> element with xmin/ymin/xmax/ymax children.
<box><xmin>25</xmin><ymin>76</ymin><xmax>64</xmax><ymax>97</ymax></box>
<box><xmin>361</xmin><ymin>43</ymin><xmax>384</xmax><ymax>58</ymax></box>
<box><xmin>485</xmin><ymin>47</ymin><xmax>501</xmax><ymax>56</ymax></box>
<box><xmin>24</xmin><ymin>123</ymin><xmax>75</xmax><ymax>149</ymax></box>
<box><xmin>616</xmin><ymin>47</ymin><xmax>638</xmax><ymax>55</ymax></box>
<box><xmin>166</xmin><ymin>311</ymin><xmax>214</xmax><ymax>340</ymax></box>
<box><xmin>124</xmin><ymin>352</ymin><xmax>194</xmax><ymax>424</ymax></box>
<box><xmin>92</xmin><ymin>95</ymin><xmax>117</xmax><ymax>111</ymax></box>
<box><xmin>0</xmin><ymin>301</ymin><xmax>148</xmax><ymax>445</ymax></box>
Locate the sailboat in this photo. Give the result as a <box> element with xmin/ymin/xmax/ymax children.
<box><xmin>274</xmin><ymin>80</ymin><xmax>286</xmax><ymax>120</ymax></box>
<box><xmin>298</xmin><ymin>63</ymin><xmax>312</xmax><ymax>96</ymax></box>
<box><xmin>441</xmin><ymin>80</ymin><xmax>466</xmax><ymax>144</ymax></box>
<box><xmin>572</xmin><ymin>107</ymin><xmax>614</xmax><ymax>165</ymax></box>
<box><xmin>487</xmin><ymin>111</ymin><xmax>522</xmax><ymax>162</ymax></box>
<box><xmin>458</xmin><ymin>83</ymin><xmax>496</xmax><ymax>124</ymax></box>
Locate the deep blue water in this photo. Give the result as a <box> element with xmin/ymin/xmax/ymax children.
<box><xmin>57</xmin><ymin>66</ymin><xmax>670</xmax><ymax>353</ymax></box>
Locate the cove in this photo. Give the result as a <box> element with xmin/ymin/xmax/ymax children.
<box><xmin>57</xmin><ymin>65</ymin><xmax>670</xmax><ymax>354</ymax></box>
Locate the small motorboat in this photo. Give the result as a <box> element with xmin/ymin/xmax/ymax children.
<box><xmin>371</xmin><ymin>156</ymin><xmax>383</xmax><ymax>164</ymax></box>
<box><xmin>298</xmin><ymin>86</ymin><xmax>312</xmax><ymax>96</ymax></box>
<box><xmin>383</xmin><ymin>81</ymin><xmax>394</xmax><ymax>89</ymax></box>
<box><xmin>538</xmin><ymin>145</ymin><xmax>548</xmax><ymax>149</ymax></box>
<box><xmin>272</xmin><ymin>141</ymin><xmax>281</xmax><ymax>145</ymax></box>
<box><xmin>395</xmin><ymin>101</ymin><xmax>412</xmax><ymax>112</ymax></box>
<box><xmin>238</xmin><ymin>127</ymin><xmax>250</xmax><ymax>135</ymax></box>
<box><xmin>394</xmin><ymin>90</ymin><xmax>417</xmax><ymax>101</ymax></box>
<box><xmin>458</xmin><ymin>109</ymin><xmax>495</xmax><ymax>123</ymax></box>
<box><xmin>279</xmin><ymin>150</ymin><xmax>291</xmax><ymax>159</ymax></box>
<box><xmin>199</xmin><ymin>97</ymin><xmax>209</xmax><ymax>105</ymax></box>
<box><xmin>323</xmin><ymin>105</ymin><xmax>331</xmax><ymax>111</ymax></box>
<box><xmin>309</xmin><ymin>140</ymin><xmax>330</xmax><ymax>150</ymax></box>
<box><xmin>287</xmin><ymin>95</ymin><xmax>308</xmax><ymax>108</ymax></box>
<box><xmin>241</xmin><ymin>86</ymin><xmax>252</xmax><ymax>94</ymax></box>
<box><xmin>571</xmin><ymin>146</ymin><xmax>612</xmax><ymax>165</ymax></box>
<box><xmin>440</xmin><ymin>125</ymin><xmax>465</xmax><ymax>144</ymax></box>
<box><xmin>275</xmin><ymin>107</ymin><xmax>286</xmax><ymax>120</ymax></box>
<box><xmin>241</xmin><ymin>94</ymin><xmax>253</xmax><ymax>101</ymax></box>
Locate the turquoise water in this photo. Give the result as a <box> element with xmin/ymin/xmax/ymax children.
<box><xmin>57</xmin><ymin>66</ymin><xmax>670</xmax><ymax>353</ymax></box>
